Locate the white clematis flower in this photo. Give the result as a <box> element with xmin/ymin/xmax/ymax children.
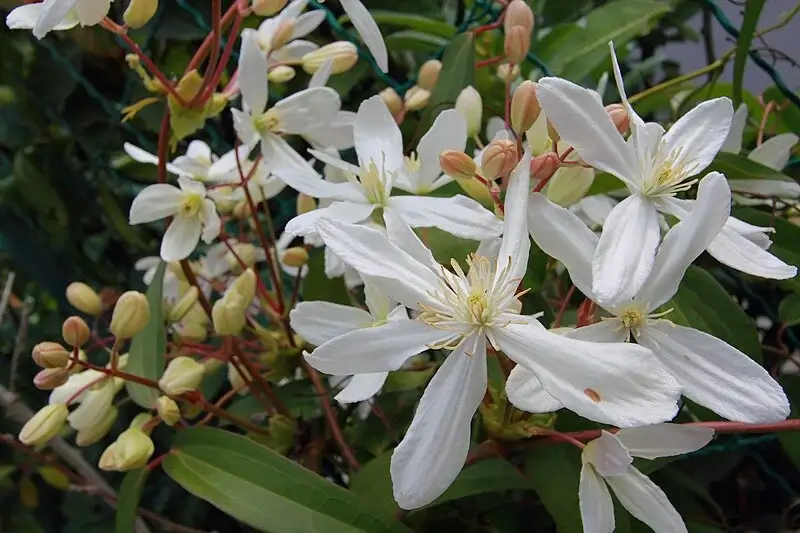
<box><xmin>129</xmin><ymin>177</ymin><xmax>221</xmax><ymax>262</ymax></box>
<box><xmin>6</xmin><ymin>0</ymin><xmax>111</xmax><ymax>39</ymax></box>
<box><xmin>277</xmin><ymin>96</ymin><xmax>503</xmax><ymax>241</ymax></box>
<box><xmin>526</xmin><ymin>172</ymin><xmax>790</xmax><ymax>423</ymax></box>
<box><xmin>124</xmin><ymin>141</ymin><xmax>249</xmax><ymax>184</ymax></box>
<box><xmin>303</xmin><ymin>59</ymin><xmax>357</xmax><ymax>150</ymax></box>
<box><xmin>255</xmin><ymin>0</ymin><xmax>326</xmax><ymax>65</ymax></box>
<box><xmin>339</xmin><ymin>0</ymin><xmax>389</xmax><ymax>73</ymax></box>
<box><xmin>303</xmin><ymin>153</ymin><xmax>680</xmax><ymax>509</ymax></box>
<box><xmin>134</xmin><ymin>256</ymin><xmax>181</xmax><ymax>302</ymax></box>
<box><xmin>536</xmin><ymin>42</ymin><xmax>733</xmax><ymax>305</ymax></box>
<box><xmin>580</xmin><ymin>424</ymin><xmax>714</xmax><ymax>533</ymax></box>
<box><xmin>292</xmin><ymin>280</ymin><xmax>406</xmax><ymax>404</ymax></box>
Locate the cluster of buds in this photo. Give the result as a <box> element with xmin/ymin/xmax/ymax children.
<box><xmin>212</xmin><ymin>269</ymin><xmax>257</xmax><ymax>336</ymax></box>
<box><xmin>31</xmin><ymin>312</ymin><xmax>92</xmax><ymax>390</ymax></box>
<box><xmin>379</xmin><ymin>59</ymin><xmax>443</xmax><ymax>120</ymax></box>
<box><xmin>503</xmin><ymin>0</ymin><xmax>534</xmax><ymax>65</ymax></box>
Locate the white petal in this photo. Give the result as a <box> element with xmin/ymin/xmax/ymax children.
<box><xmin>49</xmin><ymin>370</ymin><xmax>105</xmax><ymax>405</ymax></box>
<box><xmin>232</xmin><ymin>108</ymin><xmax>260</xmax><ymax>148</ymax></box>
<box><xmin>592</xmin><ymin>194</ymin><xmax>660</xmax><ymax>307</ymax></box>
<box><xmin>497</xmin><ymin>152</ymin><xmax>532</xmax><ymax>280</ymax></box>
<box><xmin>7</xmin><ymin>3</ymin><xmax>77</xmax><ymax>32</ymax></box>
<box><xmin>341</xmin><ymin>0</ymin><xmax>388</xmax><ymax>72</ymax></box>
<box><xmin>476</xmin><ymin>237</ymin><xmax>502</xmax><ymax>263</ymax></box>
<box><xmin>273</xmin><ymin>87</ymin><xmax>341</xmax><ymax>134</ymax></box>
<box><xmin>308</xmin><ymin>58</ymin><xmax>333</xmax><ymax>88</ymax></box>
<box><xmin>272</xmin><ymin>164</ymin><xmax>364</xmax><ymax>201</ymax></box>
<box><xmin>391</xmin><ymin>334</ymin><xmax>487</xmax><ymax>509</ymax></box>
<box><xmin>292</xmin><ymin>9</ymin><xmax>326</xmax><ymax>39</ymax></box>
<box><xmin>284</xmin><ymin>201</ymin><xmax>374</xmax><ymax>237</ymax></box>
<box><xmin>363</xmin><ymin>278</ymin><xmax>393</xmax><ymax>319</ymax></box>
<box><xmin>67</xmin><ymin>382</ymin><xmax>114</xmax><ymax>431</ymax></box>
<box><xmin>749</xmin><ymin>133</ymin><xmax>799</xmax><ymax>170</ymax></box>
<box><xmin>260</xmin><ymin>133</ymin><xmax>314</xmax><ymax>174</ymax></box>
<box><xmin>486</xmin><ymin>116</ymin><xmax>508</xmax><ymax>142</ymax></box>
<box><xmin>238</xmin><ymin>29</ymin><xmax>268</xmax><ymax>114</ymax></box>
<box><xmin>308</xmin><ymin>147</ymin><xmax>362</xmax><ymax>176</ymax></box>
<box><xmin>335</xmin><ymin>372</ymin><xmax>388</xmax><ymax>404</ymax></box>
<box><xmin>388</xmin><ymin>195</ymin><xmax>503</xmax><ymax>241</ymax></box>
<box><xmin>615</xmin><ymin>423</ymin><xmax>715</xmax><ymax>460</ymax></box>
<box><xmin>505</xmin><ymin>365</ymin><xmax>563</xmax><ymax>413</ymax></box>
<box><xmin>304</xmin><ymin>318</ymin><xmax>449</xmax><ymax>375</ymax></box>
<box><xmin>573</xmin><ymin>194</ymin><xmax>618</xmax><ymax>227</ymax></box>
<box><xmin>585</xmin><ymin>431</ymin><xmax>633</xmax><ymax>477</ymax></box>
<box><xmin>528</xmin><ymin>193</ymin><xmax>597</xmax><ymax>299</ymax></box>
<box><xmin>414</xmin><ymin>110</ymin><xmax>468</xmax><ymax>192</ymax></box>
<box><xmin>721</xmin><ymin>103</ymin><xmax>748</xmax><ymax>154</ymax></box>
<box><xmin>129</xmin><ymin>184</ymin><xmax>183</xmax><ymax>224</ymax></box>
<box><xmin>661</xmin><ymin>98</ymin><xmax>733</xmax><ymax>177</ymax></box>
<box><xmin>161</xmin><ymin>216</ymin><xmax>202</xmax><ymax>262</ymax></box>
<box><xmin>75</xmin><ymin>0</ymin><xmax>110</xmax><ymax>25</ymax></box>
<box><xmin>124</xmin><ymin>143</ymin><xmax>184</xmax><ymax>175</ymax></box>
<box><xmin>355</xmin><ymin>96</ymin><xmax>404</xmax><ymax>173</ymax></box>
<box><xmin>564</xmin><ymin>321</ymin><xmax>627</xmax><ymax>342</ymax></box>
<box><xmin>635</xmin><ymin>172</ymin><xmax>730</xmax><ymax>312</ymax></box>
<box><xmin>637</xmin><ymin>322</ymin><xmax>789</xmax><ymax>423</ymax></box>
<box><xmin>383</xmin><ymin>209</ymin><xmax>437</xmax><ymax>270</ymax></box>
<box><xmin>495</xmin><ymin>316</ymin><xmax>680</xmax><ymax>427</ymax></box>
<box><xmin>537</xmin><ymin>77</ymin><xmax>637</xmax><ymax>187</ymax></box>
<box><xmin>579</xmin><ymin>464</ymin><xmax>615</xmax><ymax>533</ymax></box>
<box><xmin>200</xmin><ymin>199</ymin><xmax>221</xmax><ymax>243</ymax></box>
<box><xmin>33</xmin><ymin>0</ymin><xmax>79</xmax><ymax>38</ymax></box>
<box><xmin>707</xmin><ymin>224</ymin><xmax>797</xmax><ymax>279</ymax></box>
<box><xmin>608</xmin><ymin>41</ymin><xmax>644</xmax><ymax>132</ymax></box>
<box><xmin>290</xmin><ymin>301</ymin><xmax>373</xmax><ymax>346</ymax></box>
<box><xmin>270</xmin><ymin>40</ymin><xmax>318</xmax><ymax>63</ymax></box>
<box><xmin>731</xmin><ymin>178</ymin><xmax>800</xmax><ymax>200</ymax></box>
<box><xmin>177</xmin><ymin>176</ymin><xmax>206</xmax><ymax>196</ymax></box>
<box><xmin>606</xmin><ymin>468</ymin><xmax>686</xmax><ymax>533</ymax></box>
<box><xmin>315</xmin><ymin>219</ymin><xmax>440</xmax><ymax>308</ymax></box>
<box><xmin>303</xmin><ymin>111</ymin><xmax>356</xmax><ymax>150</ymax></box>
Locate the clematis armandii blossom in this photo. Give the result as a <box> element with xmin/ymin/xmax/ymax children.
<box><xmin>6</xmin><ymin>0</ymin><xmax>111</xmax><ymax>39</ymax></box>
<box><xmin>301</xmin><ymin>152</ymin><xmax>680</xmax><ymax>509</ymax></box>
<box><xmin>339</xmin><ymin>0</ymin><xmax>388</xmax><ymax>73</ymax></box>
<box><xmin>524</xmin><ymin>172</ymin><xmax>790</xmax><ymax>423</ymax></box>
<box><xmin>277</xmin><ymin>95</ymin><xmax>503</xmax><ymax>241</ymax></box>
<box><xmin>255</xmin><ymin>0</ymin><xmax>326</xmax><ymax>65</ymax></box>
<box><xmin>124</xmin><ymin>141</ymin><xmax>247</xmax><ymax>183</ymax></box>
<box><xmin>579</xmin><ymin>424</ymin><xmax>714</xmax><ymax>533</ymax></box>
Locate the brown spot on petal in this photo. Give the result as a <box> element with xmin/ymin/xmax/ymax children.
<box><xmin>584</xmin><ymin>388</ymin><xmax>602</xmax><ymax>402</ymax></box>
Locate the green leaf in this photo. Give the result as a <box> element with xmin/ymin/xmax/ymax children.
<box><xmin>418</xmin><ymin>32</ymin><xmax>475</xmax><ymax>134</ymax></box>
<box><xmin>302</xmin><ymin>248</ymin><xmax>351</xmax><ymax>305</ymax></box>
<box><xmin>525</xmin><ymin>445</ymin><xmax>583</xmax><ymax>533</ymax></box>
<box><xmin>116</xmin><ymin>469</ymin><xmax>149</xmax><ymax>533</ymax></box>
<box><xmin>338</xmin><ymin>11</ymin><xmax>455</xmax><ymax>39</ymax></box>
<box><xmin>660</xmin><ymin>266</ymin><xmax>762</xmax><ymax>362</ymax></box>
<box><xmin>586</xmin><ymin>172</ymin><xmax>626</xmax><ymax>196</ymax></box>
<box><xmin>97</xmin><ymin>179</ymin><xmax>148</xmax><ymax>250</ymax></box>
<box><xmin>779</xmin><ymin>293</ymin><xmax>800</xmax><ymax>327</ymax></box>
<box><xmin>416</xmin><ymin>226</ymin><xmax>478</xmax><ymax>265</ymax></box>
<box><xmin>163</xmin><ymin>427</ymin><xmax>410</xmax><ymax>533</ymax></box>
<box><xmin>708</xmin><ymin>152</ymin><xmax>793</xmax><ymax>181</ymax></box>
<box><xmin>733</xmin><ymin>0</ymin><xmax>765</xmax><ymax>106</ymax></box>
<box><xmin>384</xmin><ymin>31</ymin><xmax>449</xmax><ymax>53</ymax></box>
<box><xmin>125</xmin><ymin>261</ymin><xmax>167</xmax><ymax>408</ymax></box>
<box><xmin>779</xmin><ymin>376</ymin><xmax>800</xmax><ymax>468</ymax></box>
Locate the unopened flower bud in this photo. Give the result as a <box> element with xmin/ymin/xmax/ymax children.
<box><xmin>173</xmin><ymin>322</ymin><xmax>207</xmax><ymax>343</ymax></box>
<box><xmin>231</xmin><ymin>269</ymin><xmax>257</xmax><ymax>307</ymax></box>
<box><xmin>456</xmin><ymin>177</ymin><xmax>494</xmax><ymax>208</ymax></box>
<box><xmin>282</xmin><ymin>247</ymin><xmax>309</xmax><ymax>268</ymax></box>
<box><xmin>33</xmin><ymin>368</ymin><xmax>69</xmax><ymax>390</ymax></box>
<box><xmin>124</xmin><ymin>0</ymin><xmax>158</xmax><ymax>29</ymax></box>
<box><xmin>547</xmin><ymin>119</ymin><xmax>560</xmax><ymax>143</ymax></box>
<box><xmin>66</xmin><ymin>282</ymin><xmax>102</xmax><ymax>316</ymax></box>
<box><xmin>380</xmin><ymin>87</ymin><xmax>404</xmax><ymax>116</ymax></box>
<box><xmin>496</xmin><ymin>63</ymin><xmax>520</xmax><ymax>81</ymax></box>
<box><xmin>417</xmin><ymin>59</ymin><xmax>442</xmax><ymax>91</ymax></box>
<box><xmin>440</xmin><ymin>150</ymin><xmax>477</xmax><ymax>180</ymax></box>
<box><xmin>19</xmin><ymin>404</ymin><xmax>68</xmax><ymax>446</ymax></box>
<box><xmin>212</xmin><ymin>293</ymin><xmax>247</xmax><ymax>336</ymax></box>
<box><xmin>296</xmin><ymin>193</ymin><xmax>317</xmax><ymax>215</ymax></box>
<box><xmin>159</xmin><ymin>356</ymin><xmax>205</xmax><ymax>396</ymax></box>
<box><xmin>168</xmin><ymin>287</ymin><xmax>199</xmax><ymax>324</ymax></box>
<box><xmin>156</xmin><ymin>396</ymin><xmax>181</xmax><ymax>426</ymax></box>
<box><xmin>98</xmin><ymin>428</ymin><xmax>154</xmax><ymax>472</ymax></box>
<box><xmin>76</xmin><ymin>407</ymin><xmax>117</xmax><ymax>447</ymax></box>
<box><xmin>504</xmin><ymin>0</ymin><xmax>534</xmax><ymax>33</ymax></box>
<box><xmin>546</xmin><ymin>166</ymin><xmax>594</xmax><ymax>207</ymax></box>
<box><xmin>252</xmin><ymin>0</ymin><xmax>287</xmax><ymax>16</ymax></box>
<box><xmin>510</xmin><ymin>81</ymin><xmax>540</xmax><ymax>134</ymax></box>
<box><xmin>455</xmin><ymin>86</ymin><xmax>482</xmax><ymax>137</ymax></box>
<box><xmin>32</xmin><ymin>342</ymin><xmax>70</xmax><ymax>369</ymax></box>
<box><xmin>404</xmin><ymin>86</ymin><xmax>430</xmax><ymax>111</ymax></box>
<box><xmin>109</xmin><ymin>291</ymin><xmax>150</xmax><ymax>339</ymax></box>
<box><xmin>270</xmin><ymin>19</ymin><xmax>295</xmax><ymax>50</ymax></box>
<box><xmin>129</xmin><ymin>413</ymin><xmax>155</xmax><ymax>434</ymax></box>
<box><xmin>504</xmin><ymin>25</ymin><xmax>531</xmax><ymax>65</ymax></box>
<box><xmin>530</xmin><ymin>152</ymin><xmax>560</xmax><ymax>181</ymax></box>
<box><xmin>227</xmin><ymin>243</ymin><xmax>258</xmax><ymax>273</ymax></box>
<box><xmin>175</xmin><ymin>70</ymin><xmax>204</xmax><ymax>103</ymax></box>
<box><xmin>302</xmin><ymin>42</ymin><xmax>358</xmax><ymax>74</ymax></box>
<box><xmin>167</xmin><ymin>261</ymin><xmax>187</xmax><ymax>281</ymax></box>
<box><xmin>62</xmin><ymin>316</ymin><xmax>90</xmax><ymax>348</ymax></box>
<box><xmin>268</xmin><ymin>65</ymin><xmax>296</xmax><ymax>83</ymax></box>
<box><xmin>605</xmin><ymin>103</ymin><xmax>630</xmax><ymax>134</ymax></box>
<box><xmin>227</xmin><ymin>363</ymin><xmax>251</xmax><ymax>394</ymax></box>
<box><xmin>481</xmin><ymin>139</ymin><xmax>518</xmax><ymax>180</ymax></box>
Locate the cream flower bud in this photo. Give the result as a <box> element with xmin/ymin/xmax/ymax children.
<box><xmin>605</xmin><ymin>103</ymin><xmax>630</xmax><ymax>134</ymax></box>
<box><xmin>530</xmin><ymin>152</ymin><xmax>560</xmax><ymax>181</ymax></box>
<box><xmin>510</xmin><ymin>81</ymin><xmax>541</xmax><ymax>134</ymax></box>
<box><xmin>546</xmin><ymin>166</ymin><xmax>595</xmax><ymax>207</ymax></box>
<box><xmin>282</xmin><ymin>247</ymin><xmax>309</xmax><ymax>268</ymax></box>
<box><xmin>109</xmin><ymin>291</ymin><xmax>150</xmax><ymax>339</ymax></box>
<box><xmin>76</xmin><ymin>407</ymin><xmax>117</xmax><ymax>447</ymax></box>
<box><xmin>380</xmin><ymin>87</ymin><xmax>404</xmax><ymax>117</ymax></box>
<box><xmin>156</xmin><ymin>396</ymin><xmax>181</xmax><ymax>426</ymax></box>
<box><xmin>62</xmin><ymin>316</ymin><xmax>90</xmax><ymax>348</ymax></box>
<box><xmin>404</xmin><ymin>86</ymin><xmax>431</xmax><ymax>111</ymax></box>
<box><xmin>481</xmin><ymin>139</ymin><xmax>518</xmax><ymax>180</ymax></box>
<box><xmin>231</xmin><ymin>269</ymin><xmax>257</xmax><ymax>307</ymax></box>
<box><xmin>268</xmin><ymin>65</ymin><xmax>296</xmax><ymax>83</ymax></box>
<box><xmin>159</xmin><ymin>356</ymin><xmax>205</xmax><ymax>396</ymax></box>
<box><xmin>440</xmin><ymin>150</ymin><xmax>477</xmax><ymax>181</ymax></box>
<box><xmin>252</xmin><ymin>0</ymin><xmax>287</xmax><ymax>16</ymax></box>
<box><xmin>455</xmin><ymin>86</ymin><xmax>482</xmax><ymax>137</ymax></box>
<box><xmin>296</xmin><ymin>193</ymin><xmax>317</xmax><ymax>215</ymax></box>
<box><xmin>228</xmin><ymin>243</ymin><xmax>258</xmax><ymax>273</ymax></box>
<box><xmin>212</xmin><ymin>293</ymin><xmax>247</xmax><ymax>336</ymax></box>
<box><xmin>168</xmin><ymin>287</ymin><xmax>199</xmax><ymax>324</ymax></box>
<box><xmin>129</xmin><ymin>413</ymin><xmax>155</xmax><ymax>433</ymax></box>
<box><xmin>19</xmin><ymin>404</ymin><xmax>68</xmax><ymax>446</ymax></box>
<box><xmin>456</xmin><ymin>177</ymin><xmax>494</xmax><ymax>209</ymax></box>
<box><xmin>66</xmin><ymin>282</ymin><xmax>102</xmax><ymax>316</ymax></box>
<box><xmin>98</xmin><ymin>428</ymin><xmax>154</xmax><ymax>472</ymax></box>
<box><xmin>173</xmin><ymin>322</ymin><xmax>207</xmax><ymax>343</ymax></box>
<box><xmin>504</xmin><ymin>0</ymin><xmax>534</xmax><ymax>33</ymax></box>
<box><xmin>302</xmin><ymin>42</ymin><xmax>358</xmax><ymax>74</ymax></box>
<box><xmin>203</xmin><ymin>358</ymin><xmax>225</xmax><ymax>375</ymax></box>
<box><xmin>496</xmin><ymin>63</ymin><xmax>520</xmax><ymax>81</ymax></box>
<box><xmin>123</xmin><ymin>0</ymin><xmax>159</xmax><ymax>29</ymax></box>
<box><xmin>227</xmin><ymin>363</ymin><xmax>251</xmax><ymax>395</ymax></box>
<box><xmin>270</xmin><ymin>19</ymin><xmax>295</xmax><ymax>51</ymax></box>
<box><xmin>418</xmin><ymin>59</ymin><xmax>442</xmax><ymax>91</ymax></box>
<box><xmin>32</xmin><ymin>342</ymin><xmax>70</xmax><ymax>369</ymax></box>
<box><xmin>504</xmin><ymin>25</ymin><xmax>530</xmax><ymax>65</ymax></box>
<box><xmin>33</xmin><ymin>368</ymin><xmax>70</xmax><ymax>390</ymax></box>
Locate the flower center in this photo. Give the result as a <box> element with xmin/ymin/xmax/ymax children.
<box><xmin>640</xmin><ymin>146</ymin><xmax>696</xmax><ymax>198</ymax></box>
<box><xmin>180</xmin><ymin>194</ymin><xmax>204</xmax><ymax>218</ymax></box>
<box><xmin>404</xmin><ymin>152</ymin><xmax>421</xmax><ymax>174</ymax></box>
<box><xmin>606</xmin><ymin>305</ymin><xmax>674</xmax><ymax>341</ymax></box>
<box><xmin>348</xmin><ymin>158</ymin><xmax>391</xmax><ymax>206</ymax></box>
<box><xmin>254</xmin><ymin>109</ymin><xmax>282</xmax><ymax>134</ymax></box>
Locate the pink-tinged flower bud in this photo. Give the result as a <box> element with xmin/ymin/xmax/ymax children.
<box><xmin>504</xmin><ymin>0</ymin><xmax>534</xmax><ymax>34</ymax></box>
<box><xmin>605</xmin><ymin>103</ymin><xmax>630</xmax><ymax>134</ymax></box>
<box><xmin>159</xmin><ymin>356</ymin><xmax>205</xmax><ymax>396</ymax></box>
<box><xmin>418</xmin><ymin>59</ymin><xmax>442</xmax><ymax>91</ymax></box>
<box><xmin>66</xmin><ymin>282</ymin><xmax>102</xmax><ymax>316</ymax></box>
<box><xmin>109</xmin><ymin>291</ymin><xmax>150</xmax><ymax>339</ymax></box>
<box><xmin>440</xmin><ymin>150</ymin><xmax>477</xmax><ymax>181</ymax></box>
<box><xmin>32</xmin><ymin>342</ymin><xmax>71</xmax><ymax>369</ymax></box>
<box><xmin>252</xmin><ymin>0</ymin><xmax>287</xmax><ymax>16</ymax></box>
<box><xmin>62</xmin><ymin>316</ymin><xmax>90</xmax><ymax>348</ymax></box>
<box><xmin>380</xmin><ymin>87</ymin><xmax>404</xmax><ymax>116</ymax></box>
<box><xmin>404</xmin><ymin>86</ymin><xmax>431</xmax><ymax>111</ymax></box>
<box><xmin>510</xmin><ymin>81</ymin><xmax>541</xmax><ymax>134</ymax></box>
<box><xmin>496</xmin><ymin>63</ymin><xmax>521</xmax><ymax>81</ymax></box>
<box><xmin>302</xmin><ymin>42</ymin><xmax>358</xmax><ymax>74</ymax></box>
<box><xmin>504</xmin><ymin>25</ymin><xmax>530</xmax><ymax>65</ymax></box>
<box><xmin>19</xmin><ymin>404</ymin><xmax>68</xmax><ymax>446</ymax></box>
<box><xmin>481</xmin><ymin>140</ymin><xmax>518</xmax><ymax>180</ymax></box>
<box><xmin>455</xmin><ymin>86</ymin><xmax>482</xmax><ymax>136</ymax></box>
<box><xmin>33</xmin><ymin>367</ymin><xmax>69</xmax><ymax>390</ymax></box>
<box><xmin>530</xmin><ymin>152</ymin><xmax>561</xmax><ymax>182</ymax></box>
